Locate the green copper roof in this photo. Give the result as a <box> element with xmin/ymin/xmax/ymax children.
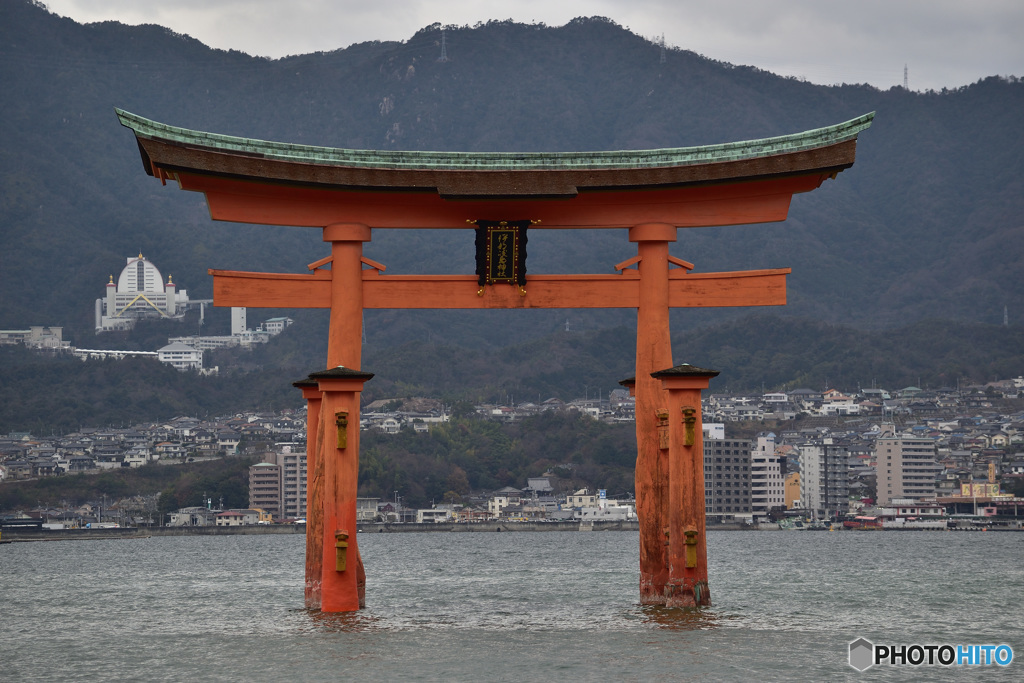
<box><xmin>116</xmin><ymin>109</ymin><xmax>873</xmax><ymax>172</ymax></box>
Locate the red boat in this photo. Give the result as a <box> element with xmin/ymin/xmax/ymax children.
<box><xmin>843</xmin><ymin>516</ymin><xmax>883</xmax><ymax>530</ymax></box>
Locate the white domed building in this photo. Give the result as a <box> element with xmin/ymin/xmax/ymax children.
<box><xmin>95</xmin><ymin>254</ymin><xmax>191</xmax><ymax>332</ymax></box>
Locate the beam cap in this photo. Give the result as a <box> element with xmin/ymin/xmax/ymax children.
<box><xmin>629</xmin><ymin>223</ymin><xmax>677</xmax><ymax>242</ymax></box>
<box><xmin>308</xmin><ymin>365</ymin><xmax>375</xmax><ymax>382</ymax></box>
<box><xmin>650</xmin><ymin>363</ymin><xmax>720</xmax><ymax>380</ymax></box>
<box><xmin>323</xmin><ymin>223</ymin><xmax>371</xmax><ymax>242</ymax></box>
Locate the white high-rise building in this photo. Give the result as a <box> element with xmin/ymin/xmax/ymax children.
<box><xmin>231</xmin><ymin>307</ymin><xmax>247</xmax><ymax>335</ymax></box>
<box><xmin>799</xmin><ymin>438</ymin><xmax>850</xmax><ymax>519</ymax></box>
<box><xmin>750</xmin><ymin>432</ymin><xmax>785</xmax><ymax>521</ymax></box>
<box><xmin>276</xmin><ymin>445</ymin><xmax>307</xmax><ymax>520</ymax></box>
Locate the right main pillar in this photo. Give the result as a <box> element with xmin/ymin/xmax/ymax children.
<box><xmin>652</xmin><ymin>363</ymin><xmax>719</xmax><ymax>607</ymax></box>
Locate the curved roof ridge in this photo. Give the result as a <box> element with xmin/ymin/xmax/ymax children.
<box><xmin>116</xmin><ymin>108</ymin><xmax>873</xmax><ymax>173</ymax></box>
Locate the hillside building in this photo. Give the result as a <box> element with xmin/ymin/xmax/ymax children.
<box><xmin>0</xmin><ymin>326</ymin><xmax>69</xmax><ymax>350</ymax></box>
<box><xmin>157</xmin><ymin>342</ymin><xmax>203</xmax><ymax>370</ymax></box>
<box><xmin>167</xmin><ymin>309</ymin><xmax>292</xmax><ymax>351</ymax></box>
<box><xmin>95</xmin><ymin>254</ymin><xmax>193</xmax><ymax>332</ymax></box>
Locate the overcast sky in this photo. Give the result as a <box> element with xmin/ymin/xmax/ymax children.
<box><xmin>43</xmin><ymin>0</ymin><xmax>1023</xmax><ymax>92</ymax></box>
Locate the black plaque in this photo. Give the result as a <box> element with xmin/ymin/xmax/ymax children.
<box><xmin>475</xmin><ymin>220</ymin><xmax>529</xmax><ymax>287</ymax></box>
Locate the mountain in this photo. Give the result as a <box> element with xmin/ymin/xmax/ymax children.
<box><xmin>2</xmin><ymin>1</ymin><xmax>1023</xmax><ymax>352</ymax></box>
<box><xmin>3</xmin><ymin>314</ymin><xmax>1021</xmax><ymax>434</ymax></box>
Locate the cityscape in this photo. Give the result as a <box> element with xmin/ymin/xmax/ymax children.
<box><xmin>3</xmin><ymin>374</ymin><xmax>1021</xmax><ymax>531</ymax></box>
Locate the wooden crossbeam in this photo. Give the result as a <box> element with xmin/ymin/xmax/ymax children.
<box><xmin>209</xmin><ymin>268</ymin><xmax>789</xmax><ymax>309</ymax></box>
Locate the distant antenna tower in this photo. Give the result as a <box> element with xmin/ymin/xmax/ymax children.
<box><xmin>438</xmin><ymin>29</ymin><xmax>449</xmax><ymax>63</ymax></box>
<box><xmin>659</xmin><ymin>34</ymin><xmax>666</xmax><ymax>64</ymax></box>
<box><xmin>904</xmin><ymin>64</ymin><xmax>909</xmax><ymax>90</ymax></box>
<box><xmin>1004</xmin><ymin>305</ymin><xmax>1009</xmax><ymax>327</ymax></box>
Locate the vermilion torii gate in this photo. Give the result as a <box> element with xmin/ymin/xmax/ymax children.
<box><xmin>118</xmin><ymin>109</ymin><xmax>872</xmax><ymax>612</ymax></box>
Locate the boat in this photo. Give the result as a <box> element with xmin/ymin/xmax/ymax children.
<box><xmin>843</xmin><ymin>516</ymin><xmax>883</xmax><ymax>530</ymax></box>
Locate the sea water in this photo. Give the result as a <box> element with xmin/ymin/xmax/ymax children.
<box><xmin>1</xmin><ymin>530</ymin><xmax>1021</xmax><ymax>681</ymax></box>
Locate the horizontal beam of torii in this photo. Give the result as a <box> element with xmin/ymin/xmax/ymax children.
<box><xmin>209</xmin><ymin>265</ymin><xmax>790</xmax><ymax>310</ymax></box>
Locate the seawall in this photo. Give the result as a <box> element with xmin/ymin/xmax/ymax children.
<box><xmin>3</xmin><ymin>519</ymin><xmax>795</xmax><ymax>542</ymax></box>
<box><xmin>1</xmin><ymin>524</ymin><xmax>305</xmax><ymax>542</ymax></box>
<box><xmin>358</xmin><ymin>520</ymin><xmax>640</xmax><ymax>533</ymax></box>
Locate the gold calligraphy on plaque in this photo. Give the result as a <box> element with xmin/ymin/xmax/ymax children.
<box><xmin>472</xmin><ymin>220</ymin><xmax>534</xmax><ymax>295</ymax></box>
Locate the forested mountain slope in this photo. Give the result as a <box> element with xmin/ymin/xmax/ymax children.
<box><xmin>2</xmin><ymin>1</ymin><xmax>1022</xmax><ymax>349</ymax></box>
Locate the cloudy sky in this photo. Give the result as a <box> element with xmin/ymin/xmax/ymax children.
<box><xmin>43</xmin><ymin>0</ymin><xmax>1023</xmax><ymax>92</ymax></box>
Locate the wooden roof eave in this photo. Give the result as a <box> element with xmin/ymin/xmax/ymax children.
<box><xmin>117</xmin><ymin>109</ymin><xmax>873</xmax><ymax>199</ymax></box>
<box><xmin>133</xmin><ymin>136</ymin><xmax>858</xmax><ymax>199</ymax></box>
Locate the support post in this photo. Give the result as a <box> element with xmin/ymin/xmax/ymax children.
<box><xmin>652</xmin><ymin>363</ymin><xmax>719</xmax><ymax>608</ymax></box>
<box><xmin>319</xmin><ymin>223</ymin><xmax>371</xmax><ymax>611</ymax></box>
<box><xmin>323</xmin><ymin>223</ymin><xmax>371</xmax><ymax>369</ymax></box>
<box><xmin>630</xmin><ymin>223</ymin><xmax>676</xmax><ymax>605</ymax></box>
<box><xmin>308</xmin><ymin>366</ymin><xmax>374</xmax><ymax>613</ymax></box>
<box><xmin>292</xmin><ymin>377</ymin><xmax>323</xmax><ymax>610</ymax></box>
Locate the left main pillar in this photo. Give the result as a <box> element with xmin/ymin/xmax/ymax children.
<box><xmin>316</xmin><ymin>222</ymin><xmax>372</xmax><ymax>613</ymax></box>
<box><xmin>630</xmin><ymin>223</ymin><xmax>676</xmax><ymax>605</ymax></box>
<box><xmin>308</xmin><ymin>366</ymin><xmax>374</xmax><ymax>612</ymax></box>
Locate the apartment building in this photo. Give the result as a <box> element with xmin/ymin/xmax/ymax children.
<box><xmin>750</xmin><ymin>432</ymin><xmax>786</xmax><ymax>521</ymax></box>
<box><xmin>704</xmin><ymin>437</ymin><xmax>752</xmax><ymax>520</ymax></box>
<box><xmin>874</xmin><ymin>425</ymin><xmax>941</xmax><ymax>505</ymax></box>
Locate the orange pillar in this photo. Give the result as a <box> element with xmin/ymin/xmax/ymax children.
<box><xmin>630</xmin><ymin>223</ymin><xmax>676</xmax><ymax>605</ymax></box>
<box><xmin>652</xmin><ymin>363</ymin><xmax>718</xmax><ymax>608</ymax></box>
<box><xmin>319</xmin><ymin>223</ymin><xmax>371</xmax><ymax>611</ymax></box>
<box><xmin>309</xmin><ymin>366</ymin><xmax>373</xmax><ymax>613</ymax></box>
<box><xmin>324</xmin><ymin>223</ymin><xmax>370</xmax><ymax>368</ymax></box>
<box><xmin>293</xmin><ymin>377</ymin><xmax>323</xmax><ymax>610</ymax></box>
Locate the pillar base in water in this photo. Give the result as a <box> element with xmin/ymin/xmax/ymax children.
<box><xmin>665</xmin><ymin>580</ymin><xmax>710</xmax><ymax>608</ymax></box>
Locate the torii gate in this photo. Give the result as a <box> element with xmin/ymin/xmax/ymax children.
<box><xmin>118</xmin><ymin>109</ymin><xmax>872</xmax><ymax>611</ymax></box>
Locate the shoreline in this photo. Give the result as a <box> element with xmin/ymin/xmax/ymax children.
<box><xmin>2</xmin><ymin>520</ymin><xmax>648</xmax><ymax>541</ymax></box>
<box><xmin>5</xmin><ymin>520</ymin><xmax>1018</xmax><ymax>542</ymax></box>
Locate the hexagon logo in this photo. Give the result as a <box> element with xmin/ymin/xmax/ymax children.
<box><xmin>849</xmin><ymin>638</ymin><xmax>874</xmax><ymax>671</ymax></box>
